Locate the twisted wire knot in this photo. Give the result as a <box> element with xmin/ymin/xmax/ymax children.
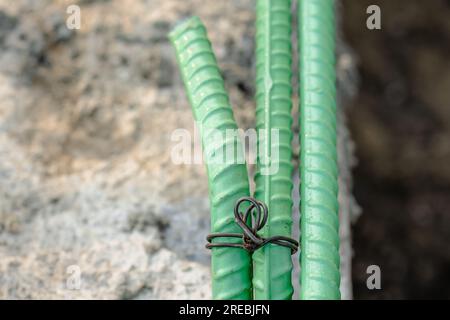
<box><xmin>206</xmin><ymin>197</ymin><xmax>298</xmax><ymax>254</ymax></box>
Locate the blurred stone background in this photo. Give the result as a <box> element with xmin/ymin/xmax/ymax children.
<box><xmin>0</xmin><ymin>0</ymin><xmax>358</xmax><ymax>299</ymax></box>
<box><xmin>0</xmin><ymin>0</ymin><xmax>447</xmax><ymax>300</ymax></box>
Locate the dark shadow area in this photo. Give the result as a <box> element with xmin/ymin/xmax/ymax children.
<box><xmin>342</xmin><ymin>0</ymin><xmax>450</xmax><ymax>299</ymax></box>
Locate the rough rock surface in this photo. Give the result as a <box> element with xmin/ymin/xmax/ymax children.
<box><xmin>0</xmin><ymin>0</ymin><xmax>357</xmax><ymax>299</ymax></box>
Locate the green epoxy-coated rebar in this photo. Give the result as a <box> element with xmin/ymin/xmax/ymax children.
<box><xmin>299</xmin><ymin>0</ymin><xmax>340</xmax><ymax>299</ymax></box>
<box><xmin>253</xmin><ymin>0</ymin><xmax>294</xmax><ymax>300</ymax></box>
<box><xmin>169</xmin><ymin>17</ymin><xmax>252</xmax><ymax>300</ymax></box>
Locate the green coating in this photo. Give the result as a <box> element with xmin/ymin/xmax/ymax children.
<box><xmin>253</xmin><ymin>0</ymin><xmax>294</xmax><ymax>300</ymax></box>
<box><xmin>169</xmin><ymin>17</ymin><xmax>252</xmax><ymax>300</ymax></box>
<box><xmin>298</xmin><ymin>0</ymin><xmax>341</xmax><ymax>300</ymax></box>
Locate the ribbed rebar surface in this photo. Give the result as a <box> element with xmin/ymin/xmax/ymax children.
<box><xmin>253</xmin><ymin>0</ymin><xmax>294</xmax><ymax>300</ymax></box>
<box><xmin>298</xmin><ymin>0</ymin><xmax>341</xmax><ymax>299</ymax></box>
<box><xmin>169</xmin><ymin>17</ymin><xmax>252</xmax><ymax>300</ymax></box>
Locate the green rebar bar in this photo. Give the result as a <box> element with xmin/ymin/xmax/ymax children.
<box><xmin>253</xmin><ymin>0</ymin><xmax>294</xmax><ymax>300</ymax></box>
<box><xmin>169</xmin><ymin>17</ymin><xmax>252</xmax><ymax>300</ymax></box>
<box><xmin>298</xmin><ymin>0</ymin><xmax>341</xmax><ymax>299</ymax></box>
